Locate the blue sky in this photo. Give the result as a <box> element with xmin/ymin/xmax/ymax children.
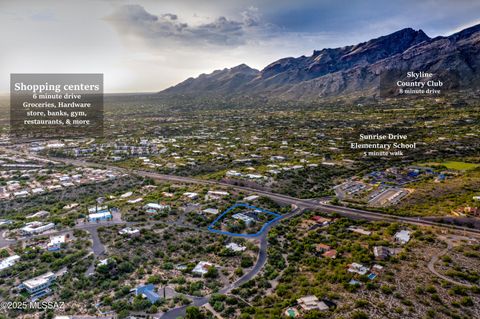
<box><xmin>1</xmin><ymin>0</ymin><xmax>479</xmax><ymax>93</ymax></box>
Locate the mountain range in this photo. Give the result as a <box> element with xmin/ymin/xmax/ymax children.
<box><xmin>159</xmin><ymin>24</ymin><xmax>480</xmax><ymax>100</ymax></box>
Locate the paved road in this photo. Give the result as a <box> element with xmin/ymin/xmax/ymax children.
<box><xmin>82</xmin><ymin>226</ymin><xmax>106</xmax><ymax>256</ymax></box>
<box><xmin>160</xmin><ymin>208</ymin><xmax>304</xmax><ymax>319</ymax></box>
<box><xmin>0</xmin><ymin>217</ymin><xmax>215</xmax><ymax>250</ymax></box>
<box><xmin>0</xmin><ymin>230</ymin><xmax>16</xmax><ymax>248</ymax></box>
<box><xmin>427</xmin><ymin>236</ymin><xmax>475</xmax><ymax>288</ymax></box>
<box><xmin>48</xmin><ymin>156</ymin><xmax>480</xmax><ymax>236</ymax></box>
<box><xmin>0</xmin><ymin>221</ymin><xmax>122</xmax><ymax>249</ymax></box>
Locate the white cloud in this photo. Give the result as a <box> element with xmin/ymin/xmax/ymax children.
<box><xmin>106</xmin><ymin>4</ymin><xmax>270</xmax><ymax>47</ymax></box>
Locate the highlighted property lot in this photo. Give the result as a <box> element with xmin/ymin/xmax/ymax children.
<box><xmin>208</xmin><ymin>203</ymin><xmax>282</xmax><ymax>238</ymax></box>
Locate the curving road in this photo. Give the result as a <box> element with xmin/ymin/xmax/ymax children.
<box><xmin>159</xmin><ymin>208</ymin><xmax>303</xmax><ymax>319</ymax></box>
<box><xmin>427</xmin><ymin>236</ymin><xmax>474</xmax><ymax>288</ymax></box>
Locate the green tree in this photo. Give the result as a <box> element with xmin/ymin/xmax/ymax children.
<box><xmin>185</xmin><ymin>306</ymin><xmax>204</xmax><ymax>319</ymax></box>
<box><xmin>205</xmin><ymin>266</ymin><xmax>218</xmax><ymax>278</ymax></box>
<box><xmin>352</xmin><ymin>311</ymin><xmax>369</xmax><ymax>319</ymax></box>
<box><xmin>240</xmin><ymin>256</ymin><xmax>254</xmax><ymax>268</ymax></box>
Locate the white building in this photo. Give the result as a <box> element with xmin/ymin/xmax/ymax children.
<box><xmin>128</xmin><ymin>197</ymin><xmax>143</xmax><ymax>204</ymax></box>
<box><xmin>348</xmin><ymin>263</ymin><xmax>369</xmax><ymax>275</ymax></box>
<box><xmin>88</xmin><ymin>206</ymin><xmax>108</xmax><ymax>214</ymax></box>
<box><xmin>47</xmin><ymin>235</ymin><xmax>67</xmax><ymax>251</ymax></box>
<box><xmin>162</xmin><ymin>192</ymin><xmax>175</xmax><ymax>198</ymax></box>
<box><xmin>192</xmin><ymin>261</ymin><xmax>213</xmax><ymax>275</ymax></box>
<box><xmin>202</xmin><ymin>208</ymin><xmax>219</xmax><ymax>215</ymax></box>
<box><xmin>144</xmin><ymin>203</ymin><xmax>171</xmax><ymax>214</ymax></box>
<box><xmin>183</xmin><ymin>192</ymin><xmax>198</xmax><ymax>200</ymax></box>
<box><xmin>297</xmin><ymin>295</ymin><xmax>329</xmax><ymax>312</ymax></box>
<box><xmin>394</xmin><ymin>230</ymin><xmax>411</xmax><ymax>244</ymax></box>
<box><xmin>26</xmin><ymin>210</ymin><xmax>50</xmax><ymax>219</ymax></box>
<box><xmin>31</xmin><ymin>188</ymin><xmax>45</xmax><ymax>195</ymax></box>
<box><xmin>20</xmin><ymin>222</ymin><xmax>55</xmax><ymax>235</ymax></box>
<box><xmin>98</xmin><ymin>258</ymin><xmax>109</xmax><ymax>267</ymax></box>
<box><xmin>225</xmin><ymin>243</ymin><xmax>246</xmax><ymax>252</ymax></box>
<box><xmin>144</xmin><ymin>203</ymin><xmax>170</xmax><ymax>210</ymax></box>
<box><xmin>0</xmin><ymin>219</ymin><xmax>12</xmax><ymax>226</ymax></box>
<box><xmin>0</xmin><ymin>255</ymin><xmax>20</xmax><ymax>271</ymax></box>
<box><xmin>119</xmin><ymin>227</ymin><xmax>140</xmax><ymax>237</ymax></box>
<box><xmin>88</xmin><ymin>211</ymin><xmax>112</xmax><ymax>222</ymax></box>
<box><xmin>120</xmin><ymin>191</ymin><xmax>133</xmax><ymax>198</ymax></box>
<box><xmin>47</xmin><ymin>185</ymin><xmax>62</xmax><ymax>191</ymax></box>
<box><xmin>226</xmin><ymin>170</ymin><xmax>242</xmax><ymax>177</ymax></box>
<box><xmin>13</xmin><ymin>190</ymin><xmax>29</xmax><ymax>198</ymax></box>
<box><xmin>243</xmin><ymin>195</ymin><xmax>259</xmax><ymax>202</ymax></box>
<box><xmin>206</xmin><ymin>190</ymin><xmax>229</xmax><ymax>200</ymax></box>
<box><xmin>232</xmin><ymin>213</ymin><xmax>255</xmax><ymax>226</ymax></box>
<box><xmin>20</xmin><ymin>272</ymin><xmax>56</xmax><ymax>295</ymax></box>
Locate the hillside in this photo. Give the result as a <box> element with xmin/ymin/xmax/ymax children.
<box><xmin>159</xmin><ymin>24</ymin><xmax>480</xmax><ymax>100</ymax></box>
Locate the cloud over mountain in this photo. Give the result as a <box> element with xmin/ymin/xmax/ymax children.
<box><xmin>106</xmin><ymin>4</ymin><xmax>269</xmax><ymax>47</ymax></box>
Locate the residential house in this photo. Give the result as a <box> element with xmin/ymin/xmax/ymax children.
<box><xmin>205</xmin><ymin>190</ymin><xmax>229</xmax><ymax>201</ymax></box>
<box><xmin>0</xmin><ymin>255</ymin><xmax>20</xmax><ymax>271</ymax></box>
<box><xmin>143</xmin><ymin>203</ymin><xmax>171</xmax><ymax>214</ymax></box>
<box><xmin>312</xmin><ymin>216</ymin><xmax>331</xmax><ymax>226</ymax></box>
<box><xmin>372</xmin><ymin>264</ymin><xmax>384</xmax><ymax>273</ymax></box>
<box><xmin>192</xmin><ymin>261</ymin><xmax>213</xmax><ymax>276</ymax></box>
<box><xmin>127</xmin><ymin>198</ymin><xmax>143</xmax><ymax>204</ymax></box>
<box><xmin>162</xmin><ymin>192</ymin><xmax>175</xmax><ymax>198</ymax></box>
<box><xmin>88</xmin><ymin>206</ymin><xmax>108</xmax><ymax>214</ymax></box>
<box><xmin>183</xmin><ymin>192</ymin><xmax>198</xmax><ymax>200</ymax></box>
<box><xmin>373</xmin><ymin>246</ymin><xmax>391</xmax><ymax>260</ymax></box>
<box><xmin>348</xmin><ymin>263</ymin><xmax>369</xmax><ymax>275</ymax></box>
<box><xmin>132</xmin><ymin>284</ymin><xmax>160</xmax><ymax>304</ymax></box>
<box><xmin>13</xmin><ymin>190</ymin><xmax>29</xmax><ymax>198</ymax></box>
<box><xmin>26</xmin><ymin>210</ymin><xmax>49</xmax><ymax>219</ymax></box>
<box><xmin>202</xmin><ymin>208</ymin><xmax>219</xmax><ymax>215</ymax></box>
<box><xmin>243</xmin><ymin>195</ymin><xmax>259</xmax><ymax>202</ymax></box>
<box><xmin>20</xmin><ymin>222</ymin><xmax>55</xmax><ymax>236</ymax></box>
<box><xmin>232</xmin><ymin>213</ymin><xmax>255</xmax><ymax>226</ymax></box>
<box><xmin>394</xmin><ymin>230</ymin><xmax>411</xmax><ymax>244</ymax></box>
<box><xmin>297</xmin><ymin>295</ymin><xmax>329</xmax><ymax>312</ymax></box>
<box><xmin>88</xmin><ymin>210</ymin><xmax>112</xmax><ymax>222</ymax></box>
<box><xmin>323</xmin><ymin>250</ymin><xmax>337</xmax><ymax>259</ymax></box>
<box><xmin>97</xmin><ymin>259</ymin><xmax>109</xmax><ymax>267</ymax></box>
<box><xmin>245</xmin><ymin>174</ymin><xmax>263</xmax><ymax>179</ymax></box>
<box><xmin>47</xmin><ymin>235</ymin><xmax>67</xmax><ymax>251</ymax></box>
<box><xmin>119</xmin><ymin>227</ymin><xmax>140</xmax><ymax>237</ymax></box>
<box><xmin>31</xmin><ymin>187</ymin><xmax>45</xmax><ymax>195</ymax></box>
<box><xmin>120</xmin><ymin>191</ymin><xmax>133</xmax><ymax>198</ymax></box>
<box><xmin>0</xmin><ymin>219</ymin><xmax>12</xmax><ymax>226</ymax></box>
<box><xmin>20</xmin><ymin>272</ymin><xmax>56</xmax><ymax>300</ymax></box>
<box><xmin>226</xmin><ymin>170</ymin><xmax>242</xmax><ymax>177</ymax></box>
<box><xmin>225</xmin><ymin>243</ymin><xmax>246</xmax><ymax>252</ymax></box>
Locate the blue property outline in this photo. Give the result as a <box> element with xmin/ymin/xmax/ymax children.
<box><xmin>207</xmin><ymin>203</ymin><xmax>282</xmax><ymax>238</ymax></box>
